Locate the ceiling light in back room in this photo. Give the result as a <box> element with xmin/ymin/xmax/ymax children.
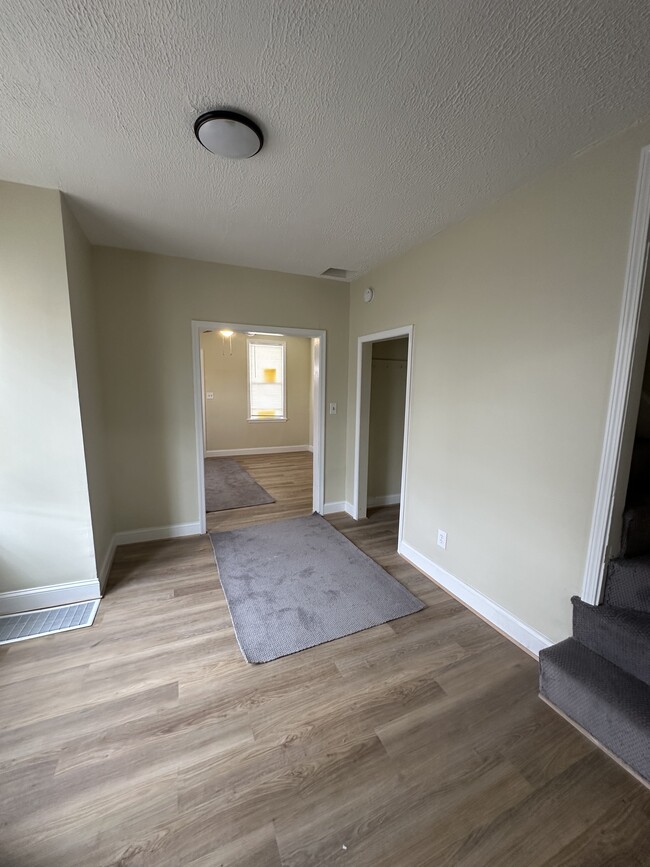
<box><xmin>218</xmin><ymin>329</ymin><xmax>235</xmax><ymax>355</ymax></box>
<box><xmin>194</xmin><ymin>110</ymin><xmax>263</xmax><ymax>159</ymax></box>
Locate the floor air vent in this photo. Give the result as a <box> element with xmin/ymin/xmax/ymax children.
<box><xmin>0</xmin><ymin>600</ymin><xmax>99</xmax><ymax>645</ymax></box>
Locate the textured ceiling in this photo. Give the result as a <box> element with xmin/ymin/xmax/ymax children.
<box><xmin>2</xmin><ymin>1</ymin><xmax>650</xmax><ymax>278</ymax></box>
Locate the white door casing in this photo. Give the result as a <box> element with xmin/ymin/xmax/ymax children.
<box><xmin>192</xmin><ymin>320</ymin><xmax>326</xmax><ymax>534</ymax></box>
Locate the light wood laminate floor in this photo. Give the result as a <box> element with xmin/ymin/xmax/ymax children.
<box><xmin>1</xmin><ymin>453</ymin><xmax>649</xmax><ymax>866</ymax></box>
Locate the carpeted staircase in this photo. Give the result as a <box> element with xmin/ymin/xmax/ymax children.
<box><xmin>539</xmin><ymin>438</ymin><xmax>650</xmax><ymax>785</ymax></box>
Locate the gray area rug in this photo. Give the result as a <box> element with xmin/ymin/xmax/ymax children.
<box><xmin>209</xmin><ymin>514</ymin><xmax>424</xmax><ymax>662</ymax></box>
<box><xmin>204</xmin><ymin>458</ymin><xmax>275</xmax><ymax>512</ymax></box>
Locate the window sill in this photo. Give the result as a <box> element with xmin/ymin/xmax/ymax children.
<box><xmin>248</xmin><ymin>417</ymin><xmax>288</xmax><ymax>423</ymax></box>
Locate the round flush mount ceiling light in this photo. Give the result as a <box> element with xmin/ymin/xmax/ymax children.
<box><xmin>194</xmin><ymin>110</ymin><xmax>263</xmax><ymax>159</ymax></box>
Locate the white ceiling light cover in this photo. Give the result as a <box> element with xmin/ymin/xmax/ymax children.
<box><xmin>195</xmin><ymin>111</ymin><xmax>263</xmax><ymax>159</ymax></box>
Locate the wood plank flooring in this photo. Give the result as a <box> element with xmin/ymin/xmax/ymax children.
<box><xmin>206</xmin><ymin>451</ymin><xmax>314</xmax><ymax>532</ymax></box>
<box><xmin>1</xmin><ymin>453</ymin><xmax>649</xmax><ymax>865</ymax></box>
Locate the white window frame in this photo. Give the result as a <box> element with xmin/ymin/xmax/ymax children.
<box><xmin>247</xmin><ymin>338</ymin><xmax>287</xmax><ymax>422</ymax></box>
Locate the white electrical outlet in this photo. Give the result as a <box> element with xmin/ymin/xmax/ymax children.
<box><xmin>437</xmin><ymin>529</ymin><xmax>447</xmax><ymax>549</ymax></box>
<box><xmin>329</xmin><ymin>402</ymin><xmax>337</xmax><ymax>415</ymax></box>
<box><xmin>206</xmin><ymin>392</ymin><xmax>214</xmax><ymax>400</ymax></box>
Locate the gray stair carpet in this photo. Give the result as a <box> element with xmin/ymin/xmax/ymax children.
<box><xmin>605</xmin><ymin>555</ymin><xmax>650</xmax><ymax>614</ymax></box>
<box><xmin>572</xmin><ymin>596</ymin><xmax>650</xmax><ymax>687</ymax></box>
<box><xmin>620</xmin><ymin>504</ymin><xmax>650</xmax><ymax>558</ymax></box>
<box><xmin>539</xmin><ymin>638</ymin><xmax>650</xmax><ymax>783</ymax></box>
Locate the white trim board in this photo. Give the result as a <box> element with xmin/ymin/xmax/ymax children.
<box><xmin>323</xmin><ymin>501</ymin><xmax>355</xmax><ymax>516</ymax></box>
<box><xmin>113</xmin><ymin>522</ymin><xmax>202</xmax><ymax>546</ymax></box>
<box><xmin>0</xmin><ymin>580</ymin><xmax>101</xmax><ymax>616</ymax></box>
<box><xmin>368</xmin><ymin>493</ymin><xmax>401</xmax><ymax>507</ymax></box>
<box><xmin>398</xmin><ymin>540</ymin><xmax>552</xmax><ymax>658</ymax></box>
<box><xmin>192</xmin><ymin>320</ymin><xmax>326</xmax><ymax>534</ymax></box>
<box><xmin>205</xmin><ymin>445</ymin><xmax>313</xmax><ymax>457</ymax></box>
<box><xmin>582</xmin><ymin>145</ymin><xmax>650</xmax><ymax>604</ymax></box>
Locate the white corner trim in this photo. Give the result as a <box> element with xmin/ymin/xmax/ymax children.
<box><xmin>323</xmin><ymin>501</ymin><xmax>355</xmax><ymax>516</ymax></box>
<box><xmin>582</xmin><ymin>145</ymin><xmax>650</xmax><ymax>605</ymax></box>
<box><xmin>98</xmin><ymin>536</ymin><xmax>117</xmax><ymax>593</ymax></box>
<box><xmin>398</xmin><ymin>540</ymin><xmax>552</xmax><ymax>657</ymax></box>
<box><xmin>205</xmin><ymin>445</ymin><xmax>313</xmax><ymax>457</ymax></box>
<box><xmin>367</xmin><ymin>493</ymin><xmax>401</xmax><ymax>507</ymax></box>
<box><xmin>113</xmin><ymin>522</ymin><xmax>203</xmax><ymax>546</ymax></box>
<box><xmin>0</xmin><ymin>580</ymin><xmax>101</xmax><ymax>616</ymax></box>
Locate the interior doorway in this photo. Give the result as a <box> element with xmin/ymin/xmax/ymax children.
<box><xmin>192</xmin><ymin>321</ymin><xmax>326</xmax><ymax>535</ymax></box>
<box><xmin>353</xmin><ymin>326</ymin><xmax>413</xmax><ymax>548</ymax></box>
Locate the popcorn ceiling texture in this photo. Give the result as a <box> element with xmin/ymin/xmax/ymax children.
<box><xmin>1</xmin><ymin>0</ymin><xmax>649</xmax><ymax>277</ymax></box>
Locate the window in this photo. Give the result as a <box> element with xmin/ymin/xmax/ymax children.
<box><xmin>247</xmin><ymin>339</ymin><xmax>286</xmax><ymax>420</ymax></box>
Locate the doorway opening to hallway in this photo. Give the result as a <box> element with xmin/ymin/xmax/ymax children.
<box><xmin>192</xmin><ymin>321</ymin><xmax>326</xmax><ymax>535</ymax></box>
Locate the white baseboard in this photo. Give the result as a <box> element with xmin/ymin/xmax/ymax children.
<box><xmin>323</xmin><ymin>501</ymin><xmax>355</xmax><ymax>516</ymax></box>
<box><xmin>368</xmin><ymin>493</ymin><xmax>401</xmax><ymax>507</ymax></box>
<box><xmin>205</xmin><ymin>445</ymin><xmax>313</xmax><ymax>457</ymax></box>
<box><xmin>0</xmin><ymin>580</ymin><xmax>101</xmax><ymax>615</ymax></box>
<box><xmin>114</xmin><ymin>522</ymin><xmax>203</xmax><ymax>546</ymax></box>
<box><xmin>398</xmin><ymin>540</ymin><xmax>552</xmax><ymax>658</ymax></box>
<box><xmin>98</xmin><ymin>536</ymin><xmax>117</xmax><ymax>593</ymax></box>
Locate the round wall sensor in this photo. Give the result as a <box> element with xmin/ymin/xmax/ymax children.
<box><xmin>363</xmin><ymin>287</ymin><xmax>374</xmax><ymax>303</ymax></box>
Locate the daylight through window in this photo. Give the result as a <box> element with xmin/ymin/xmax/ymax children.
<box><xmin>247</xmin><ymin>339</ymin><xmax>286</xmax><ymax>420</ymax></box>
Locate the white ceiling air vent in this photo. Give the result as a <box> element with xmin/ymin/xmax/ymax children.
<box><xmin>321</xmin><ymin>267</ymin><xmax>353</xmax><ymax>281</ymax></box>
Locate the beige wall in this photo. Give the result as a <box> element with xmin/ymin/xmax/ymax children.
<box><xmin>62</xmin><ymin>199</ymin><xmax>113</xmax><ymax>576</ymax></box>
<box><xmin>0</xmin><ymin>182</ymin><xmax>96</xmax><ymax>592</ymax></box>
<box><xmin>348</xmin><ymin>120</ymin><xmax>650</xmax><ymax>642</ymax></box>
<box><xmin>201</xmin><ymin>331</ymin><xmax>312</xmax><ymax>452</ymax></box>
<box><xmin>4</xmin><ymin>114</ymin><xmax>648</xmax><ymax>642</ymax></box>
<box><xmin>93</xmin><ymin>248</ymin><xmax>349</xmax><ymax>532</ymax></box>
<box><xmin>368</xmin><ymin>338</ymin><xmax>408</xmax><ymax>500</ymax></box>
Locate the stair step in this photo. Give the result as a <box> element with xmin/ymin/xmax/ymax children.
<box><xmin>605</xmin><ymin>555</ymin><xmax>650</xmax><ymax>614</ymax></box>
<box><xmin>572</xmin><ymin>597</ymin><xmax>650</xmax><ymax>687</ymax></box>
<box><xmin>621</xmin><ymin>504</ymin><xmax>650</xmax><ymax>558</ymax></box>
<box><xmin>539</xmin><ymin>638</ymin><xmax>650</xmax><ymax>784</ymax></box>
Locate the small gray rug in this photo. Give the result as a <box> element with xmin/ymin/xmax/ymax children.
<box><xmin>209</xmin><ymin>514</ymin><xmax>424</xmax><ymax>662</ymax></box>
<box><xmin>205</xmin><ymin>458</ymin><xmax>275</xmax><ymax>512</ymax></box>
